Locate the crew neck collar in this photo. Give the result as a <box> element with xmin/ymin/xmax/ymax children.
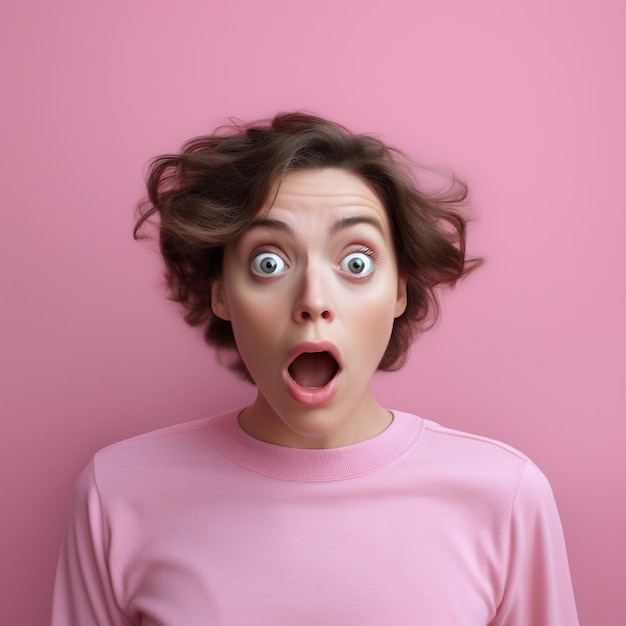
<box><xmin>208</xmin><ymin>409</ymin><xmax>423</xmax><ymax>482</ymax></box>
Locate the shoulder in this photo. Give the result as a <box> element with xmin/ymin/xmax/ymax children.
<box><xmin>418</xmin><ymin>415</ymin><xmax>534</xmax><ymax>477</ymax></box>
<box><xmin>395</xmin><ymin>411</ymin><xmax>554</xmax><ymax>509</ymax></box>
<box><xmin>419</xmin><ymin>416</ymin><xmax>530</xmax><ymax>464</ymax></box>
<box><xmin>84</xmin><ymin>408</ymin><xmax>240</xmax><ymax>494</ymax></box>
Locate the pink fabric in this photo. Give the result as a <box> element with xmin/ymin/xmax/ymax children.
<box><xmin>52</xmin><ymin>410</ymin><xmax>578</xmax><ymax>625</ymax></box>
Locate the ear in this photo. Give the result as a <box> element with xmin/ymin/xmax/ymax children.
<box><xmin>211</xmin><ymin>278</ymin><xmax>231</xmax><ymax>321</ymax></box>
<box><xmin>394</xmin><ymin>274</ymin><xmax>408</xmax><ymax>318</ymax></box>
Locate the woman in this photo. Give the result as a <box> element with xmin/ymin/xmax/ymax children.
<box><xmin>52</xmin><ymin>112</ymin><xmax>579</xmax><ymax>625</ymax></box>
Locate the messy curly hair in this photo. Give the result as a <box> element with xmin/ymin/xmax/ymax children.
<box><xmin>135</xmin><ymin>112</ymin><xmax>482</xmax><ymax>382</ymax></box>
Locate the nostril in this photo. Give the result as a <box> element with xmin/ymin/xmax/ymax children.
<box><xmin>295</xmin><ymin>307</ymin><xmax>332</xmax><ymax>322</ymax></box>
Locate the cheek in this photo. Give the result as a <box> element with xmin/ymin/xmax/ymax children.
<box><xmin>229</xmin><ymin>323</ymin><xmax>271</xmax><ymax>380</ymax></box>
<box><xmin>226</xmin><ymin>297</ymin><xmax>282</xmax><ymax>363</ymax></box>
<box><xmin>351</xmin><ymin>298</ymin><xmax>397</xmax><ymax>350</ymax></box>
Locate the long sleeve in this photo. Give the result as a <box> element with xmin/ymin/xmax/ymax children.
<box><xmin>491</xmin><ymin>462</ymin><xmax>579</xmax><ymax>625</ymax></box>
<box><xmin>50</xmin><ymin>411</ymin><xmax>580</xmax><ymax>625</ymax></box>
<box><xmin>51</xmin><ymin>459</ymin><xmax>133</xmax><ymax>626</ymax></box>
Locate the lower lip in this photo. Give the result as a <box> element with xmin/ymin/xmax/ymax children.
<box><xmin>284</xmin><ymin>371</ymin><xmax>342</xmax><ymax>407</ymax></box>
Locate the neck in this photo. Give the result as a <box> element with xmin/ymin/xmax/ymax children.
<box><xmin>238</xmin><ymin>391</ymin><xmax>393</xmax><ymax>449</ymax></box>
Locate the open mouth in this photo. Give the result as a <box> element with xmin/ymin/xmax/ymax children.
<box><xmin>288</xmin><ymin>351</ymin><xmax>340</xmax><ymax>389</ymax></box>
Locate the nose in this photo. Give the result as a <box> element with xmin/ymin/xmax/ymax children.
<box><xmin>292</xmin><ymin>262</ymin><xmax>334</xmax><ymax>323</ymax></box>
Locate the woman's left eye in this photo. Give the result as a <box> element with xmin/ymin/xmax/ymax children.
<box><xmin>339</xmin><ymin>252</ymin><xmax>374</xmax><ymax>276</ymax></box>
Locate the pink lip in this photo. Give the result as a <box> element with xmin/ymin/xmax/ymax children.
<box><xmin>283</xmin><ymin>341</ymin><xmax>342</xmax><ymax>407</ymax></box>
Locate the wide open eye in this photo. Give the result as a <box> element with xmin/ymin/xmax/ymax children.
<box><xmin>251</xmin><ymin>252</ymin><xmax>287</xmax><ymax>276</ymax></box>
<box><xmin>339</xmin><ymin>252</ymin><xmax>374</xmax><ymax>276</ymax></box>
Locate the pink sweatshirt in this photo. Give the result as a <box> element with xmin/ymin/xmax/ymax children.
<box><xmin>52</xmin><ymin>409</ymin><xmax>579</xmax><ymax>625</ymax></box>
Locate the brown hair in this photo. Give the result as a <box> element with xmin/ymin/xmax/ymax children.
<box><xmin>135</xmin><ymin>112</ymin><xmax>481</xmax><ymax>381</ymax></box>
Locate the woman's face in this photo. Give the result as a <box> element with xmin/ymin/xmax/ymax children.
<box><xmin>211</xmin><ymin>168</ymin><xmax>407</xmax><ymax>448</ymax></box>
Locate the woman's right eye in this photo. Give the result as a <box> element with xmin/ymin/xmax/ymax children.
<box><xmin>250</xmin><ymin>252</ymin><xmax>287</xmax><ymax>276</ymax></box>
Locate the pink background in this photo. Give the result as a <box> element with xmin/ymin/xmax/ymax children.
<box><xmin>1</xmin><ymin>0</ymin><xmax>624</xmax><ymax>623</ymax></box>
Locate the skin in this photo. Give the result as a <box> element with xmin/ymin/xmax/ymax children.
<box><xmin>211</xmin><ymin>168</ymin><xmax>407</xmax><ymax>449</ymax></box>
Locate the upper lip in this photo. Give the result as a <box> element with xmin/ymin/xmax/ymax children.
<box><xmin>285</xmin><ymin>341</ymin><xmax>342</xmax><ymax>371</ymax></box>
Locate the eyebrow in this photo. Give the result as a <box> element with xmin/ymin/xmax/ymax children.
<box><xmin>329</xmin><ymin>215</ymin><xmax>386</xmax><ymax>237</ymax></box>
<box><xmin>247</xmin><ymin>215</ymin><xmax>386</xmax><ymax>237</ymax></box>
<box><xmin>247</xmin><ymin>218</ymin><xmax>293</xmax><ymax>234</ymax></box>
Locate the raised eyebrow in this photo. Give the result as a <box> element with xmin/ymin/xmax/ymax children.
<box><xmin>246</xmin><ymin>218</ymin><xmax>293</xmax><ymax>235</ymax></box>
<box><xmin>246</xmin><ymin>216</ymin><xmax>386</xmax><ymax>237</ymax></box>
<box><xmin>330</xmin><ymin>215</ymin><xmax>386</xmax><ymax>237</ymax></box>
